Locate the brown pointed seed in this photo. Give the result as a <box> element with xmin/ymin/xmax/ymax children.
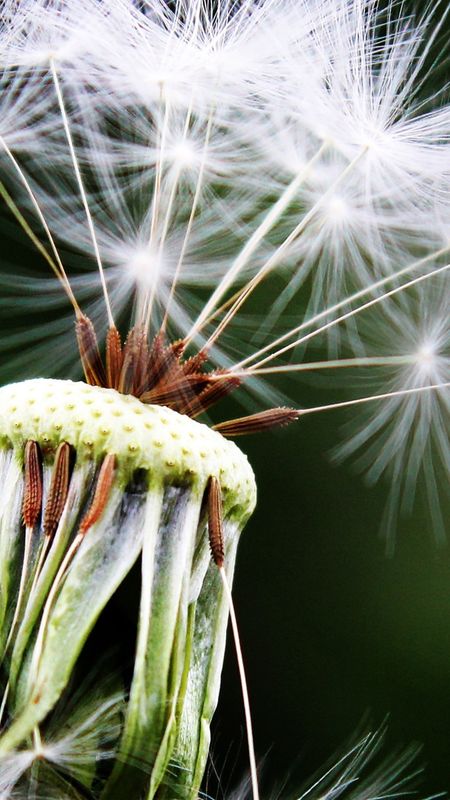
<box><xmin>22</xmin><ymin>441</ymin><xmax>43</xmax><ymax>529</ymax></box>
<box><xmin>119</xmin><ymin>325</ymin><xmax>149</xmax><ymax>396</ymax></box>
<box><xmin>213</xmin><ymin>407</ymin><xmax>300</xmax><ymax>437</ymax></box>
<box><xmin>79</xmin><ymin>454</ymin><xmax>116</xmax><ymax>535</ymax></box>
<box><xmin>207</xmin><ymin>476</ymin><xmax>224</xmax><ymax>568</ymax></box>
<box><xmin>76</xmin><ymin>314</ymin><xmax>106</xmax><ymax>387</ymax></box>
<box><xmin>189</xmin><ymin>372</ymin><xmax>241</xmax><ymax>418</ymax></box>
<box><xmin>145</xmin><ymin>331</ymin><xmax>166</xmax><ymax>389</ymax></box>
<box><xmin>146</xmin><ymin>334</ymin><xmax>180</xmax><ymax>392</ymax></box>
<box><xmin>106</xmin><ymin>325</ymin><xmax>123</xmax><ymax>390</ymax></box>
<box><xmin>141</xmin><ymin>372</ymin><xmax>213</xmax><ymax>410</ymax></box>
<box><xmin>182</xmin><ymin>348</ymin><xmax>208</xmax><ymax>375</ymax></box>
<box><xmin>43</xmin><ymin>442</ymin><xmax>71</xmax><ymax>539</ymax></box>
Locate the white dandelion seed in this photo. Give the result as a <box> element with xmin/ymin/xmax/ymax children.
<box><xmin>333</xmin><ymin>276</ymin><xmax>450</xmax><ymax>548</ymax></box>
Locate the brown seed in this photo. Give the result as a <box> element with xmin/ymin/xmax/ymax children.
<box><xmin>146</xmin><ymin>333</ymin><xmax>179</xmax><ymax>392</ymax></box>
<box><xmin>213</xmin><ymin>407</ymin><xmax>300</xmax><ymax>437</ymax></box>
<box><xmin>189</xmin><ymin>372</ymin><xmax>241</xmax><ymax>418</ymax></box>
<box><xmin>43</xmin><ymin>442</ymin><xmax>71</xmax><ymax>539</ymax></box>
<box><xmin>106</xmin><ymin>325</ymin><xmax>123</xmax><ymax>390</ymax></box>
<box><xmin>79</xmin><ymin>454</ymin><xmax>116</xmax><ymax>535</ymax></box>
<box><xmin>22</xmin><ymin>441</ymin><xmax>43</xmax><ymax>529</ymax></box>
<box><xmin>76</xmin><ymin>314</ymin><xmax>106</xmax><ymax>387</ymax></box>
<box><xmin>119</xmin><ymin>325</ymin><xmax>149</xmax><ymax>396</ymax></box>
<box><xmin>182</xmin><ymin>348</ymin><xmax>208</xmax><ymax>375</ymax></box>
<box><xmin>207</xmin><ymin>476</ymin><xmax>224</xmax><ymax>568</ymax></box>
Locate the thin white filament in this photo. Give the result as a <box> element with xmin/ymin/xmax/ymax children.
<box><xmin>50</xmin><ymin>58</ymin><xmax>114</xmax><ymax>327</ymax></box>
<box><xmin>299</xmin><ymin>382</ymin><xmax>450</xmax><ymax>416</ymax></box>
<box><xmin>0</xmin><ymin>180</ymin><xmax>70</xmax><ymax>293</ymax></box>
<box><xmin>248</xmin><ymin>263</ymin><xmax>450</xmax><ymax>370</ymax></box>
<box><xmin>0</xmin><ymin>682</ymin><xmax>9</xmax><ymax>727</ymax></box>
<box><xmin>142</xmin><ymin>93</ymin><xmax>172</xmax><ymax>329</ymax></box>
<box><xmin>4</xmin><ymin>527</ymin><xmax>33</xmax><ymax>654</ymax></box>
<box><xmin>236</xmin><ymin>245</ymin><xmax>450</xmax><ymax>369</ymax></box>
<box><xmin>239</xmin><ymin>355</ymin><xmax>416</xmax><ymax>377</ymax></box>
<box><xmin>186</xmin><ymin>141</ymin><xmax>330</xmax><ymax>346</ymax></box>
<box><xmin>0</xmin><ymin>136</ymin><xmax>79</xmax><ymax>313</ymax></box>
<box><xmin>207</xmin><ymin>147</ymin><xmax>368</xmax><ymax>349</ymax></box>
<box><xmin>162</xmin><ymin>104</ymin><xmax>217</xmax><ymax>330</ymax></box>
<box><xmin>149</xmin><ymin>92</ymin><xmax>170</xmax><ymax>247</ymax></box>
<box><xmin>157</xmin><ymin>99</ymin><xmax>194</xmax><ymax>263</ymax></box>
<box><xmin>31</xmin><ymin>533</ymin><xmax>83</xmax><ymax>677</ymax></box>
<box><xmin>219</xmin><ymin>566</ymin><xmax>260</xmax><ymax>800</ymax></box>
<box><xmin>28</xmin><ymin>535</ymin><xmax>52</xmax><ymax>603</ymax></box>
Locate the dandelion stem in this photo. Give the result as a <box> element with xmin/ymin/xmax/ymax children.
<box><xmin>50</xmin><ymin>58</ymin><xmax>114</xmax><ymax>327</ymax></box>
<box><xmin>0</xmin><ymin>137</ymin><xmax>80</xmax><ymax>314</ymax></box>
<box><xmin>219</xmin><ymin>566</ymin><xmax>260</xmax><ymax>800</ymax></box>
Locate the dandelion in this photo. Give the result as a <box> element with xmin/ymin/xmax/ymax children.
<box><xmin>0</xmin><ymin>0</ymin><xmax>448</xmax><ymax>798</ymax></box>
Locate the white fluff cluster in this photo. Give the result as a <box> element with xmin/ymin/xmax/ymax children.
<box><xmin>229</xmin><ymin>727</ymin><xmax>421</xmax><ymax>800</ymax></box>
<box><xmin>0</xmin><ymin>0</ymin><xmax>448</xmax><ymax>538</ymax></box>
<box><xmin>0</xmin><ymin>683</ymin><xmax>124</xmax><ymax>797</ymax></box>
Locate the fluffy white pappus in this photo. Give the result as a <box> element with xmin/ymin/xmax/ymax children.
<box><xmin>262</xmin><ymin>156</ymin><xmax>402</xmax><ymax>328</ymax></box>
<box><xmin>0</xmin><ymin>0</ymin><xmax>121</xmax><ymax>72</ymax></box>
<box><xmin>296</xmin><ymin>732</ymin><xmax>422</xmax><ymax>800</ymax></box>
<box><xmin>0</xmin><ymin>68</ymin><xmax>58</xmax><ymax>155</ymax></box>
<box><xmin>0</xmin><ymin>687</ymin><xmax>124</xmax><ymax>796</ymax></box>
<box><xmin>274</xmin><ymin>0</ymin><xmax>450</xmax><ymax>209</ymax></box>
<box><xmin>21</xmin><ymin>155</ymin><xmax>269</xmax><ymax>339</ymax></box>
<box><xmin>333</xmin><ymin>277</ymin><xmax>450</xmax><ymax>546</ymax></box>
<box><xmin>29</xmin><ymin>0</ymin><xmax>292</xmax><ymax>117</ymax></box>
<box><xmin>96</xmin><ymin>0</ymin><xmax>302</xmax><ymax>113</ymax></box>
<box><xmin>0</xmin><ymin>750</ymin><xmax>35</xmax><ymax>798</ymax></box>
<box><xmin>225</xmin><ymin>727</ymin><xmax>422</xmax><ymax>800</ymax></box>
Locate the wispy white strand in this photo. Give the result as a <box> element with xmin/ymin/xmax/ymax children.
<box><xmin>245</xmin><ymin>263</ymin><xmax>450</xmax><ymax>370</ymax></box>
<box><xmin>187</xmin><ymin>140</ymin><xmax>330</xmax><ymax>345</ymax></box>
<box><xmin>0</xmin><ymin>135</ymin><xmax>78</xmax><ymax>311</ymax></box>
<box><xmin>300</xmin><ymin>382</ymin><xmax>450</xmax><ymax>416</ymax></box>
<box><xmin>49</xmin><ymin>58</ymin><xmax>113</xmax><ymax>326</ymax></box>
<box><xmin>219</xmin><ymin>566</ymin><xmax>260</xmax><ymax>800</ymax></box>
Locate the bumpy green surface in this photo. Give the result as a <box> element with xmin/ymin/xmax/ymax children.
<box><xmin>0</xmin><ymin>378</ymin><xmax>256</xmax><ymax>517</ymax></box>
